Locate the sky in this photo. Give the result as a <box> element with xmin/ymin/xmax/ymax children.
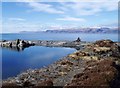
<box><xmin>2</xmin><ymin>0</ymin><xmax>119</xmax><ymax>33</ymax></box>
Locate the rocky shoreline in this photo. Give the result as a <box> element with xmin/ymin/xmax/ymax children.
<box><xmin>0</xmin><ymin>38</ymin><xmax>86</xmax><ymax>51</ymax></box>
<box><xmin>2</xmin><ymin>39</ymin><xmax>120</xmax><ymax>88</ymax></box>
<box><xmin>0</xmin><ymin>39</ymin><xmax>35</xmax><ymax>51</ymax></box>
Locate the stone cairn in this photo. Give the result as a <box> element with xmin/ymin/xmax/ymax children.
<box><xmin>75</xmin><ymin>37</ymin><xmax>81</xmax><ymax>42</ymax></box>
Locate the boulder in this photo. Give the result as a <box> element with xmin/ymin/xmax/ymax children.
<box><xmin>22</xmin><ymin>80</ymin><xmax>34</xmax><ymax>87</ymax></box>
<box><xmin>69</xmin><ymin>51</ymin><xmax>90</xmax><ymax>60</ymax></box>
<box><xmin>94</xmin><ymin>39</ymin><xmax>114</xmax><ymax>47</ymax></box>
<box><xmin>93</xmin><ymin>47</ymin><xmax>111</xmax><ymax>54</ymax></box>
<box><xmin>75</xmin><ymin>51</ymin><xmax>89</xmax><ymax>56</ymax></box>
<box><xmin>75</xmin><ymin>37</ymin><xmax>81</xmax><ymax>42</ymax></box>
<box><xmin>82</xmin><ymin>56</ymin><xmax>99</xmax><ymax>61</ymax></box>
<box><xmin>60</xmin><ymin>60</ymin><xmax>73</xmax><ymax>66</ymax></box>
<box><xmin>1</xmin><ymin>39</ymin><xmax>35</xmax><ymax>51</ymax></box>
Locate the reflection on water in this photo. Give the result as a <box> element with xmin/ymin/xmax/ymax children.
<box><xmin>1</xmin><ymin>45</ymin><xmax>81</xmax><ymax>52</ymax></box>
<box><xmin>1</xmin><ymin>46</ymin><xmax>31</xmax><ymax>52</ymax></box>
<box><xmin>2</xmin><ymin>46</ymin><xmax>76</xmax><ymax>79</ymax></box>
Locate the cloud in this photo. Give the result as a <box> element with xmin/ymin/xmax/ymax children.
<box><xmin>59</xmin><ymin>1</ymin><xmax>118</xmax><ymax>16</ymax></box>
<box><xmin>2</xmin><ymin>21</ymin><xmax>40</xmax><ymax>33</ymax></box>
<box><xmin>2</xmin><ymin>0</ymin><xmax>118</xmax><ymax>33</ymax></box>
<box><xmin>13</xmin><ymin>0</ymin><xmax>118</xmax><ymax>16</ymax></box>
<box><xmin>26</xmin><ymin>2</ymin><xmax>64</xmax><ymax>14</ymax></box>
<box><xmin>56</xmin><ymin>16</ymin><xmax>86</xmax><ymax>22</ymax></box>
<box><xmin>100</xmin><ymin>22</ymin><xmax>118</xmax><ymax>28</ymax></box>
<box><xmin>3</xmin><ymin>0</ymin><xmax>119</xmax><ymax>2</ymax></box>
<box><xmin>8</xmin><ymin>18</ymin><xmax>26</xmax><ymax>21</ymax></box>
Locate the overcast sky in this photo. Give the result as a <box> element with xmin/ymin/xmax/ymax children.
<box><xmin>2</xmin><ymin>0</ymin><xmax>118</xmax><ymax>33</ymax></box>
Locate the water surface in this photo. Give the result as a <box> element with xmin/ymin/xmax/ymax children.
<box><xmin>2</xmin><ymin>46</ymin><xmax>75</xmax><ymax>79</ymax></box>
<box><xmin>1</xmin><ymin>33</ymin><xmax>119</xmax><ymax>42</ymax></box>
<box><xmin>1</xmin><ymin>33</ymin><xmax>119</xmax><ymax>79</ymax></box>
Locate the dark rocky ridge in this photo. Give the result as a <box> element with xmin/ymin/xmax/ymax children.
<box><xmin>2</xmin><ymin>39</ymin><xmax>120</xmax><ymax>88</ymax></box>
<box><xmin>45</xmin><ymin>27</ymin><xmax>119</xmax><ymax>33</ymax></box>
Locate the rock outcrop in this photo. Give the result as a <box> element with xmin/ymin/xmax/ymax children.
<box><xmin>0</xmin><ymin>39</ymin><xmax>35</xmax><ymax>47</ymax></box>
<box><xmin>0</xmin><ymin>38</ymin><xmax>83</xmax><ymax>51</ymax></box>
<box><xmin>65</xmin><ymin>59</ymin><xmax>120</xmax><ymax>88</ymax></box>
<box><xmin>65</xmin><ymin>39</ymin><xmax>120</xmax><ymax>87</ymax></box>
<box><xmin>75</xmin><ymin>37</ymin><xmax>81</xmax><ymax>42</ymax></box>
<box><xmin>0</xmin><ymin>39</ymin><xmax>35</xmax><ymax>51</ymax></box>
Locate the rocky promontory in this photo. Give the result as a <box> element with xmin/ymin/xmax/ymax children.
<box><xmin>0</xmin><ymin>39</ymin><xmax>35</xmax><ymax>47</ymax></box>
<box><xmin>0</xmin><ymin>39</ymin><xmax>35</xmax><ymax>51</ymax></box>
<box><xmin>0</xmin><ymin>37</ymin><xmax>85</xmax><ymax>51</ymax></box>
<box><xmin>2</xmin><ymin>39</ymin><xmax>120</xmax><ymax>88</ymax></box>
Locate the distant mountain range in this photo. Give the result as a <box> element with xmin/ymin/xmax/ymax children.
<box><xmin>45</xmin><ymin>27</ymin><xmax>119</xmax><ymax>33</ymax></box>
<box><xmin>20</xmin><ymin>27</ymin><xmax>119</xmax><ymax>33</ymax></box>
